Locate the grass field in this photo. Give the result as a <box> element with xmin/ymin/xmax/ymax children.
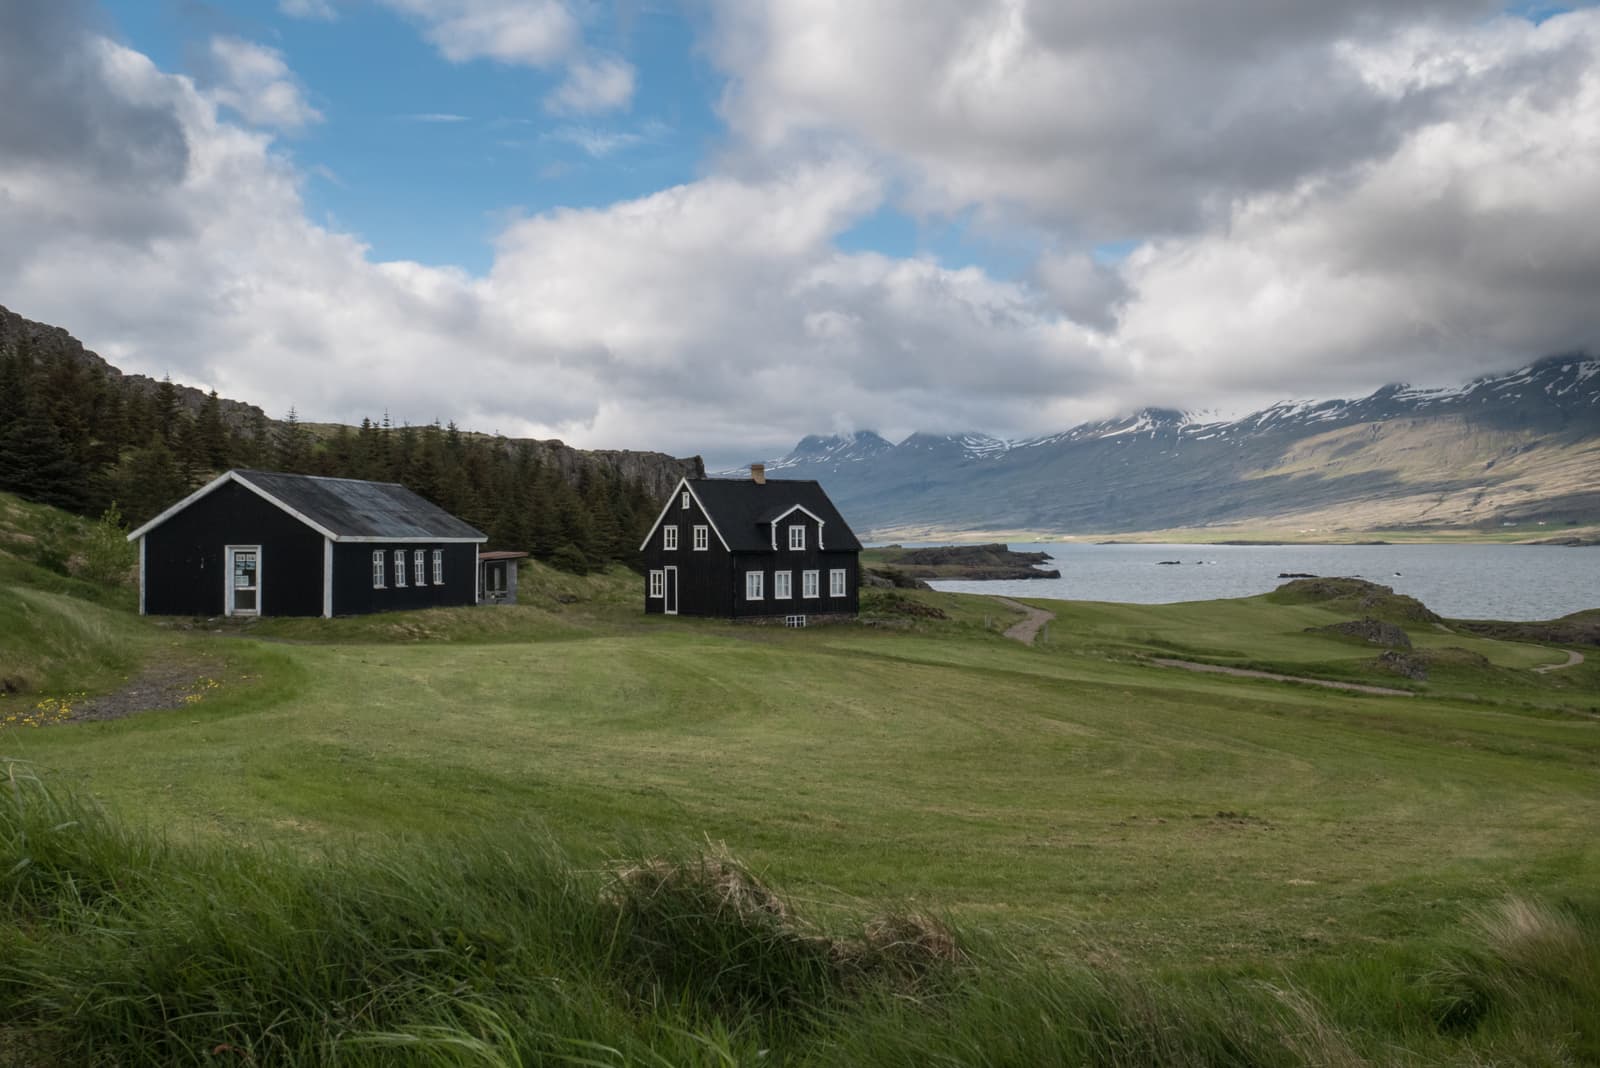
<box><xmin>3</xmin><ymin>492</ymin><xmax>1598</xmax><ymax>1064</ymax></box>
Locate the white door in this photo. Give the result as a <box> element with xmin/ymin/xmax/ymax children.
<box><xmin>226</xmin><ymin>546</ymin><xmax>261</xmax><ymax>616</ymax></box>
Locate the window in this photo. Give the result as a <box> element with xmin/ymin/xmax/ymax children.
<box><xmin>788</xmin><ymin>524</ymin><xmax>805</xmax><ymax>550</ymax></box>
<box><xmin>663</xmin><ymin>525</ymin><xmax>678</xmax><ymax>551</ymax></box>
<box><xmin>774</xmin><ymin>571</ymin><xmax>792</xmax><ymax>599</ymax></box>
<box><xmin>414</xmin><ymin>550</ymin><xmax>426</xmax><ymax>587</ymax></box>
<box><xmin>745</xmin><ymin>571</ymin><xmax>764</xmax><ymax>600</ymax></box>
<box><xmin>802</xmin><ymin>569</ymin><xmax>819</xmax><ymax>598</ymax></box>
<box><xmin>372</xmin><ymin>550</ymin><xmax>386</xmax><ymax>589</ymax></box>
<box><xmin>432</xmin><ymin>550</ymin><xmax>443</xmax><ymax>585</ymax></box>
<box><xmin>649</xmin><ymin>570</ymin><xmax>665</xmax><ymax>598</ymax></box>
<box><xmin>785</xmin><ymin>615</ymin><xmax>807</xmax><ymax>628</ymax></box>
<box><xmin>693</xmin><ymin>525</ymin><xmax>709</xmax><ymax>551</ymax></box>
<box><xmin>681</xmin><ymin>491</ymin><xmax>690</xmax><ymax>510</ymax></box>
<box><xmin>830</xmin><ymin>569</ymin><xmax>847</xmax><ymax>597</ymax></box>
<box><xmin>394</xmin><ymin>549</ymin><xmax>407</xmax><ymax>587</ymax></box>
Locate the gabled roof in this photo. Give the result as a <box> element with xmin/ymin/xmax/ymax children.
<box><xmin>640</xmin><ymin>476</ymin><xmax>862</xmax><ymax>553</ymax></box>
<box><xmin>127</xmin><ymin>469</ymin><xmax>487</xmax><ymax>543</ymax></box>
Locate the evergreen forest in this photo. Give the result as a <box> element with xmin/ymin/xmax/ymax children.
<box><xmin>0</xmin><ymin>336</ymin><xmax>665</xmax><ymax>572</ymax></box>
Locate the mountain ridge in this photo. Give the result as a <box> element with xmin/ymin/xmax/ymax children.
<box><xmin>733</xmin><ymin>355</ymin><xmax>1600</xmax><ymax>538</ymax></box>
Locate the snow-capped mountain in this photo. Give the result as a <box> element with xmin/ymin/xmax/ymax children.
<box><xmin>735</xmin><ymin>354</ymin><xmax>1600</xmax><ymax>536</ymax></box>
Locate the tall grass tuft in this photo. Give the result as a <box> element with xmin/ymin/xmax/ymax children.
<box><xmin>5</xmin><ymin>767</ymin><xmax>1600</xmax><ymax>1066</ymax></box>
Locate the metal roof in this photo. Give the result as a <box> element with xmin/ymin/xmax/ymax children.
<box><xmin>679</xmin><ymin>477</ymin><xmax>863</xmax><ymax>553</ymax></box>
<box><xmin>126</xmin><ymin>469</ymin><xmax>487</xmax><ymax>543</ymax></box>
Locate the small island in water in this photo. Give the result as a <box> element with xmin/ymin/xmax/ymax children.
<box><xmin>863</xmin><ymin>543</ymin><xmax>1061</xmax><ymax>580</ymax></box>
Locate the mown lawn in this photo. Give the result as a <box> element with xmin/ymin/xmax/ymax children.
<box><xmin>7</xmin><ymin>575</ymin><xmax>1596</xmax><ymax>969</ymax></box>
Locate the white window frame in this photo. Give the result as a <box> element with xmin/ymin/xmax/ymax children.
<box><xmin>788</xmin><ymin>524</ymin><xmax>806</xmax><ymax>551</ymax></box>
<box><xmin>663</xmin><ymin>525</ymin><xmax>678</xmax><ymax>551</ymax></box>
<box><xmin>745</xmin><ymin>571</ymin><xmax>764</xmax><ymax>600</ymax></box>
<box><xmin>802</xmin><ymin>569</ymin><xmax>819</xmax><ymax>598</ymax></box>
<box><xmin>372</xmin><ymin>550</ymin><xmax>386</xmax><ymax>589</ymax></box>
<box><xmin>394</xmin><ymin>549</ymin><xmax>407</xmax><ymax>587</ymax></box>
<box><xmin>785</xmin><ymin>614</ymin><xmax>807</xmax><ymax>628</ymax></box>
<box><xmin>693</xmin><ymin>525</ymin><xmax>709</xmax><ymax>551</ymax></box>
<box><xmin>414</xmin><ymin>550</ymin><xmax>426</xmax><ymax>587</ymax></box>
<box><xmin>649</xmin><ymin>569</ymin><xmax>665</xmax><ymax>598</ymax></box>
<box><xmin>432</xmin><ymin>549</ymin><xmax>443</xmax><ymax>585</ymax></box>
<box><xmin>774</xmin><ymin>570</ymin><xmax>792</xmax><ymax>599</ymax></box>
<box><xmin>681</xmin><ymin>491</ymin><xmax>690</xmax><ymax>510</ymax></box>
<box><xmin>830</xmin><ymin>569</ymin><xmax>847</xmax><ymax>597</ymax></box>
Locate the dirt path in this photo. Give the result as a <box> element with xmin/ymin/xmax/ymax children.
<box><xmin>62</xmin><ymin>655</ymin><xmax>226</xmax><ymax>725</ymax></box>
<box><xmin>997</xmin><ymin>598</ymin><xmax>1055</xmax><ymax>646</ymax></box>
<box><xmin>1533</xmin><ymin>649</ymin><xmax>1586</xmax><ymax>674</ymax></box>
<box><xmin>1148</xmin><ymin>658</ymin><xmax>1415</xmax><ymax>697</ymax></box>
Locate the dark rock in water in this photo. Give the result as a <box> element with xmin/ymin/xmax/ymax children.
<box><xmin>863</xmin><ymin>544</ymin><xmax>1058</xmax><ymax>580</ymax></box>
<box><xmin>1157</xmin><ymin>560</ymin><xmax>1182</xmax><ymax>565</ymax></box>
<box><xmin>1311</xmin><ymin>617</ymin><xmax>1413</xmax><ymax>648</ymax></box>
<box><xmin>1376</xmin><ymin>650</ymin><xmax>1429</xmax><ymax>680</ymax></box>
<box><xmin>863</xmin><ymin>567</ymin><xmax>932</xmax><ymax>590</ymax></box>
<box><xmin>1278</xmin><ymin>572</ymin><xmax>1318</xmax><ymax>579</ymax></box>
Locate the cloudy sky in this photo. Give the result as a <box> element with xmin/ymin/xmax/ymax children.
<box><xmin>2</xmin><ymin>1</ymin><xmax>1598</xmax><ymax>465</ymax></box>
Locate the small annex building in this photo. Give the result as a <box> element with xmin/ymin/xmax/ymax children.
<box><xmin>126</xmin><ymin>469</ymin><xmax>487</xmax><ymax>618</ymax></box>
<box><xmin>639</xmin><ymin>465</ymin><xmax>862</xmax><ymax>624</ymax></box>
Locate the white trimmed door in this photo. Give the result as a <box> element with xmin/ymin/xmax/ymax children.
<box><xmin>226</xmin><ymin>546</ymin><xmax>261</xmax><ymax>616</ymax></box>
<box><xmin>664</xmin><ymin>565</ymin><xmax>678</xmax><ymax>615</ymax></box>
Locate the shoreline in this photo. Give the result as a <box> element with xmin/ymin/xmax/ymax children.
<box><xmin>863</xmin><ymin>526</ymin><xmax>1600</xmax><ymax>548</ymax></box>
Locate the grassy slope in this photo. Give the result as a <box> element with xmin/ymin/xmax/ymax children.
<box><xmin>4</xmin><ymin>501</ymin><xmax>1600</xmax><ymax>1062</ymax></box>
<box><xmin>0</xmin><ymin>493</ymin><xmax>146</xmax><ymax>697</ymax></box>
<box><xmin>6</xmin><ymin>571</ymin><xmax>1595</xmax><ymax>970</ymax></box>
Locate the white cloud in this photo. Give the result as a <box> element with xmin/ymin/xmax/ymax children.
<box><xmin>279</xmin><ymin>0</ymin><xmax>337</xmax><ymax>19</ymax></box>
<box><xmin>708</xmin><ymin>0</ymin><xmax>1502</xmax><ymax>237</ymax></box>
<box><xmin>4</xmin><ymin>2</ymin><xmax>1600</xmax><ymax>467</ymax></box>
<box><xmin>547</xmin><ymin>125</ymin><xmax>643</xmax><ymax>157</ymax></box>
<box><xmin>207</xmin><ymin>36</ymin><xmax>322</xmax><ymax>132</ymax></box>
<box><xmin>378</xmin><ymin>0</ymin><xmax>578</xmax><ymax>66</ymax></box>
<box><xmin>1111</xmin><ymin>11</ymin><xmax>1600</xmax><ymax>408</ymax></box>
<box><xmin>546</xmin><ymin>53</ymin><xmax>636</xmax><ymax>114</ymax></box>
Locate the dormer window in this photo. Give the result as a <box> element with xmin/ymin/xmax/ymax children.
<box><xmin>788</xmin><ymin>524</ymin><xmax>805</xmax><ymax>550</ymax></box>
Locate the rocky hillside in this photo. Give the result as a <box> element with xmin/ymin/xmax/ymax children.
<box><xmin>745</xmin><ymin>355</ymin><xmax>1600</xmax><ymax>538</ymax></box>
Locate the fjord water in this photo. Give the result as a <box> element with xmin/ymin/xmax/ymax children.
<box><xmin>926</xmin><ymin>542</ymin><xmax>1600</xmax><ymax>620</ymax></box>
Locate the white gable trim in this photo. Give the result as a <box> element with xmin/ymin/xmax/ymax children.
<box><xmin>768</xmin><ymin>504</ymin><xmax>827</xmax><ymax>551</ymax></box>
<box><xmin>638</xmin><ymin>478</ymin><xmax>731</xmax><ymax>553</ymax></box>
<box><xmin>125</xmin><ymin>470</ymin><xmax>341</xmax><ymax>542</ymax></box>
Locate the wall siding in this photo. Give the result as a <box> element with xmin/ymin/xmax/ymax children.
<box><xmin>642</xmin><ymin>492</ymin><xmax>735</xmax><ymax>617</ymax></box>
<box><xmin>142</xmin><ymin>480</ymin><xmax>325</xmax><ymax>617</ymax></box>
<box><xmin>644</xmin><ymin>498</ymin><xmax>859</xmax><ymax>619</ymax></box>
<box><xmin>332</xmin><ymin>542</ymin><xmax>479</xmax><ymax>615</ymax></box>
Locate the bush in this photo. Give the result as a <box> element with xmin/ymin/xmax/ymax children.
<box><xmin>78</xmin><ymin>503</ymin><xmax>136</xmax><ymax>587</ymax></box>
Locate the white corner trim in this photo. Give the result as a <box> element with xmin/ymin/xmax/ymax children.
<box><xmin>639</xmin><ymin>478</ymin><xmax>731</xmax><ymax>553</ymax></box>
<box><xmin>138</xmin><ymin>535</ymin><xmax>146</xmax><ymax>616</ymax></box>
<box><xmin>323</xmin><ymin>537</ymin><xmax>334</xmax><ymax>618</ymax></box>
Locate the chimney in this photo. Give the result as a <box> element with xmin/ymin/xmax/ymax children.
<box><xmin>750</xmin><ymin>463</ymin><xmax>766</xmax><ymax>485</ymax></box>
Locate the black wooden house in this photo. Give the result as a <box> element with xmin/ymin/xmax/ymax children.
<box><xmin>639</xmin><ymin>465</ymin><xmax>862</xmax><ymax>623</ymax></box>
<box><xmin>126</xmin><ymin>469</ymin><xmax>487</xmax><ymax>618</ymax></box>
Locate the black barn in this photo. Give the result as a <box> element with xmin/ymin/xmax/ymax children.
<box><xmin>639</xmin><ymin>465</ymin><xmax>862</xmax><ymax>623</ymax></box>
<box><xmin>127</xmin><ymin>469</ymin><xmax>487</xmax><ymax>618</ymax></box>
